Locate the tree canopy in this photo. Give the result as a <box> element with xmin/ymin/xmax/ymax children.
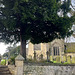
<box><xmin>0</xmin><ymin>0</ymin><xmax>75</xmax><ymax>59</ymax></box>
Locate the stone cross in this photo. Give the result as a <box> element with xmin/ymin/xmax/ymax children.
<box><xmin>46</xmin><ymin>51</ymin><xmax>49</xmax><ymax>62</ymax></box>
<box><xmin>34</xmin><ymin>51</ymin><xmax>36</xmax><ymax>60</ymax></box>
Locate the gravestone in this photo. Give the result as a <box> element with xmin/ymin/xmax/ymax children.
<box><xmin>34</xmin><ymin>51</ymin><xmax>36</xmax><ymax>60</ymax></box>
<box><xmin>67</xmin><ymin>56</ymin><xmax>71</xmax><ymax>64</ymax></box>
<box><xmin>40</xmin><ymin>54</ymin><xmax>43</xmax><ymax>60</ymax></box>
<box><xmin>50</xmin><ymin>56</ymin><xmax>53</xmax><ymax>61</ymax></box>
<box><xmin>72</xmin><ymin>57</ymin><xmax>75</xmax><ymax>63</ymax></box>
<box><xmin>46</xmin><ymin>51</ymin><xmax>50</xmax><ymax>62</ymax></box>
<box><xmin>62</xmin><ymin>56</ymin><xmax>66</xmax><ymax>62</ymax></box>
<box><xmin>56</xmin><ymin>56</ymin><xmax>60</xmax><ymax>63</ymax></box>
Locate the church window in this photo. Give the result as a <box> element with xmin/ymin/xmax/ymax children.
<box><xmin>53</xmin><ymin>47</ymin><xmax>59</xmax><ymax>56</ymax></box>
<box><xmin>34</xmin><ymin>44</ymin><xmax>41</xmax><ymax>50</ymax></box>
<box><xmin>53</xmin><ymin>47</ymin><xmax>56</xmax><ymax>55</ymax></box>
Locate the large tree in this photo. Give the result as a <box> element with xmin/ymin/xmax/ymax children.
<box><xmin>0</xmin><ymin>0</ymin><xmax>75</xmax><ymax>60</ymax></box>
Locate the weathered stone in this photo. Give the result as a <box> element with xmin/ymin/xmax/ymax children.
<box><xmin>15</xmin><ymin>54</ymin><xmax>25</xmax><ymax>75</ymax></box>
<box><xmin>62</xmin><ymin>56</ymin><xmax>66</xmax><ymax>62</ymax></box>
<box><xmin>56</xmin><ymin>56</ymin><xmax>60</xmax><ymax>63</ymax></box>
<box><xmin>15</xmin><ymin>54</ymin><xmax>25</xmax><ymax>61</ymax></box>
<box><xmin>67</xmin><ymin>56</ymin><xmax>71</xmax><ymax>64</ymax></box>
<box><xmin>24</xmin><ymin>65</ymin><xmax>75</xmax><ymax>75</ymax></box>
<box><xmin>28</xmin><ymin>39</ymin><xmax>64</xmax><ymax>61</ymax></box>
<box><xmin>50</xmin><ymin>56</ymin><xmax>53</xmax><ymax>61</ymax></box>
<box><xmin>72</xmin><ymin>57</ymin><xmax>75</xmax><ymax>63</ymax></box>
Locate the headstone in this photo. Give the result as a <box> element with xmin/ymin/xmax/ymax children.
<box><xmin>46</xmin><ymin>51</ymin><xmax>49</xmax><ymax>61</ymax></box>
<box><xmin>40</xmin><ymin>54</ymin><xmax>43</xmax><ymax>60</ymax></box>
<box><xmin>62</xmin><ymin>56</ymin><xmax>66</xmax><ymax>62</ymax></box>
<box><xmin>33</xmin><ymin>51</ymin><xmax>36</xmax><ymax>60</ymax></box>
<box><xmin>72</xmin><ymin>57</ymin><xmax>75</xmax><ymax>63</ymax></box>
<box><xmin>67</xmin><ymin>56</ymin><xmax>71</xmax><ymax>64</ymax></box>
<box><xmin>28</xmin><ymin>55</ymin><xmax>32</xmax><ymax>60</ymax></box>
<box><xmin>56</xmin><ymin>56</ymin><xmax>60</xmax><ymax>63</ymax></box>
<box><xmin>50</xmin><ymin>56</ymin><xmax>53</xmax><ymax>61</ymax></box>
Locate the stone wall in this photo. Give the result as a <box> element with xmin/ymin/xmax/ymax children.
<box><xmin>28</xmin><ymin>43</ymin><xmax>47</xmax><ymax>60</ymax></box>
<box><xmin>8</xmin><ymin>65</ymin><xmax>15</xmax><ymax>75</ymax></box>
<box><xmin>8</xmin><ymin>54</ymin><xmax>75</xmax><ymax>75</ymax></box>
<box><xmin>65</xmin><ymin>53</ymin><xmax>75</xmax><ymax>57</ymax></box>
<box><xmin>24</xmin><ymin>64</ymin><xmax>75</xmax><ymax>75</ymax></box>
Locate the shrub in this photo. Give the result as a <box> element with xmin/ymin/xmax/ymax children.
<box><xmin>8</xmin><ymin>56</ymin><xmax>15</xmax><ymax>65</ymax></box>
<box><xmin>1</xmin><ymin>59</ymin><xmax>6</xmax><ymax>65</ymax></box>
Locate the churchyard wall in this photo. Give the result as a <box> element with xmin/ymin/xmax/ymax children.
<box><xmin>8</xmin><ymin>54</ymin><xmax>75</xmax><ymax>75</ymax></box>
<box><xmin>23</xmin><ymin>63</ymin><xmax>75</xmax><ymax>75</ymax></box>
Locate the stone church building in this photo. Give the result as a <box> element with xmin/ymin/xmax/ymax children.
<box><xmin>27</xmin><ymin>39</ymin><xmax>65</xmax><ymax>60</ymax></box>
<box><xmin>27</xmin><ymin>28</ymin><xmax>75</xmax><ymax>62</ymax></box>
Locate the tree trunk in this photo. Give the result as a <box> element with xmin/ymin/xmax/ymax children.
<box><xmin>20</xmin><ymin>35</ymin><xmax>26</xmax><ymax>60</ymax></box>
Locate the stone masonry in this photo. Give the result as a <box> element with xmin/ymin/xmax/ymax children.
<box><xmin>27</xmin><ymin>39</ymin><xmax>64</xmax><ymax>60</ymax></box>
<box><xmin>8</xmin><ymin>54</ymin><xmax>75</xmax><ymax>75</ymax></box>
<box><xmin>24</xmin><ymin>65</ymin><xmax>75</xmax><ymax>75</ymax></box>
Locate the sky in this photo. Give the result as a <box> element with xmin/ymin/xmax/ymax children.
<box><xmin>0</xmin><ymin>43</ymin><xmax>20</xmax><ymax>55</ymax></box>
<box><xmin>0</xmin><ymin>43</ymin><xmax>9</xmax><ymax>55</ymax></box>
<box><xmin>65</xmin><ymin>36</ymin><xmax>75</xmax><ymax>43</ymax></box>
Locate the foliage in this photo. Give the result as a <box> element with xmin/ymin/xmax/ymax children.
<box><xmin>0</xmin><ymin>0</ymin><xmax>75</xmax><ymax>59</ymax></box>
<box><xmin>3</xmin><ymin>52</ymin><xmax>8</xmax><ymax>57</ymax></box>
<box><xmin>9</xmin><ymin>46</ymin><xmax>20</xmax><ymax>57</ymax></box>
<box><xmin>0</xmin><ymin>0</ymin><xmax>74</xmax><ymax>43</ymax></box>
<box><xmin>1</xmin><ymin>59</ymin><xmax>6</xmax><ymax>65</ymax></box>
<box><xmin>3</xmin><ymin>46</ymin><xmax>20</xmax><ymax>58</ymax></box>
<box><xmin>3</xmin><ymin>46</ymin><xmax>20</xmax><ymax>65</ymax></box>
<box><xmin>8</xmin><ymin>56</ymin><xmax>15</xmax><ymax>65</ymax></box>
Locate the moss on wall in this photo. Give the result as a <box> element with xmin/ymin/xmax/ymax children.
<box><xmin>65</xmin><ymin>43</ymin><xmax>75</xmax><ymax>53</ymax></box>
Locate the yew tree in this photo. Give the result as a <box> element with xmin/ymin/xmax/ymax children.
<box><xmin>0</xmin><ymin>0</ymin><xmax>75</xmax><ymax>60</ymax></box>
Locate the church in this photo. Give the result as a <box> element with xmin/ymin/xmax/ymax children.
<box><xmin>26</xmin><ymin>27</ymin><xmax>75</xmax><ymax>63</ymax></box>
<box><xmin>27</xmin><ymin>39</ymin><xmax>65</xmax><ymax>60</ymax></box>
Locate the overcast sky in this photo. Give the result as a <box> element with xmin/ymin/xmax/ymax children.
<box><xmin>0</xmin><ymin>43</ymin><xmax>9</xmax><ymax>55</ymax></box>
<box><xmin>0</xmin><ymin>43</ymin><xmax>20</xmax><ymax>55</ymax></box>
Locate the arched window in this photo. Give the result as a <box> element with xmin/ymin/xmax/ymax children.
<box><xmin>53</xmin><ymin>47</ymin><xmax>59</xmax><ymax>56</ymax></box>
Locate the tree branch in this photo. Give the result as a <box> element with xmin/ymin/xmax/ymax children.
<box><xmin>71</xmin><ymin>3</ymin><xmax>75</xmax><ymax>10</ymax></box>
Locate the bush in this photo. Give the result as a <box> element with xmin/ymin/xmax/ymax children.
<box><xmin>53</xmin><ymin>61</ymin><xmax>57</xmax><ymax>63</ymax></box>
<box><xmin>8</xmin><ymin>56</ymin><xmax>15</xmax><ymax>65</ymax></box>
<box><xmin>1</xmin><ymin>59</ymin><xmax>6</xmax><ymax>65</ymax></box>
